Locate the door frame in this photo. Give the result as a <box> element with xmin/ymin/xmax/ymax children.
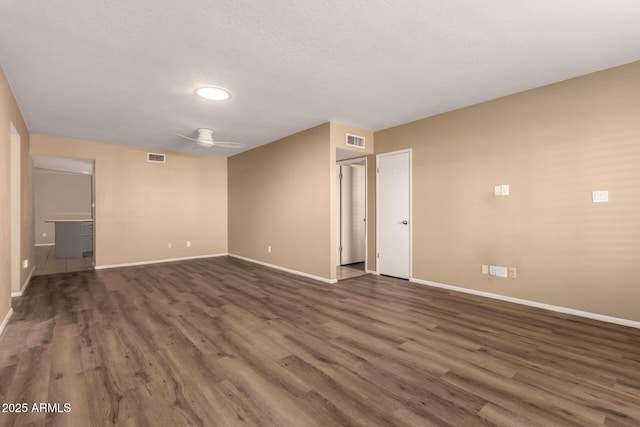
<box><xmin>376</xmin><ymin>149</ymin><xmax>412</xmax><ymax>278</ymax></box>
<box><xmin>337</xmin><ymin>156</ymin><xmax>368</xmax><ymax>271</ymax></box>
<box><xmin>10</xmin><ymin>122</ymin><xmax>21</xmax><ymax>295</ymax></box>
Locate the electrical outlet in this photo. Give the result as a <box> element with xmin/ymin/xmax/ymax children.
<box><xmin>22</xmin><ymin>259</ymin><xmax>28</xmax><ymax>269</ymax></box>
<box><xmin>481</xmin><ymin>264</ymin><xmax>489</xmax><ymax>275</ymax></box>
<box><xmin>494</xmin><ymin>266</ymin><xmax>508</xmax><ymax>278</ymax></box>
<box><xmin>186</xmin><ymin>241</ymin><xmax>191</xmax><ymax>247</ymax></box>
<box><xmin>489</xmin><ymin>265</ymin><xmax>508</xmax><ymax>278</ymax></box>
<box><xmin>167</xmin><ymin>243</ymin><xmax>172</xmax><ymax>249</ymax></box>
<box><xmin>494</xmin><ymin>185</ymin><xmax>510</xmax><ymax>196</ymax></box>
<box><xmin>268</xmin><ymin>245</ymin><xmax>272</xmax><ymax>253</ymax></box>
<box><xmin>592</xmin><ymin>190</ymin><xmax>608</xmax><ymax>203</ymax></box>
<box><xmin>508</xmin><ymin>267</ymin><xmax>517</xmax><ymax>279</ymax></box>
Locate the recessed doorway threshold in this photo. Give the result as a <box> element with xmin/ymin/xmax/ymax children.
<box><xmin>337</xmin><ymin>262</ymin><xmax>368</xmax><ymax>281</ymax></box>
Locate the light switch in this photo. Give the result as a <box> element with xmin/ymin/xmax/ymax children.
<box><xmin>501</xmin><ymin>184</ymin><xmax>509</xmax><ymax>196</ymax></box>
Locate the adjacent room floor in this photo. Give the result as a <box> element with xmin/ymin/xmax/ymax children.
<box><xmin>1</xmin><ymin>256</ymin><xmax>639</xmax><ymax>426</ymax></box>
<box><xmin>34</xmin><ymin>244</ymin><xmax>94</xmax><ymax>276</ymax></box>
<box><xmin>336</xmin><ymin>261</ymin><xmax>368</xmax><ymax>281</ymax></box>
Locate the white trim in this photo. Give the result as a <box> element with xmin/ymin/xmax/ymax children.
<box><xmin>12</xmin><ymin>266</ymin><xmax>36</xmax><ymax>297</ymax></box>
<box><xmin>376</xmin><ymin>149</ymin><xmax>412</xmax><ymax>278</ymax></box>
<box><xmin>411</xmin><ymin>278</ymin><xmax>640</xmax><ymax>329</ymax></box>
<box><xmin>229</xmin><ymin>253</ymin><xmax>338</xmax><ymax>284</ymax></box>
<box><xmin>365</xmin><ymin>269</ymin><xmax>378</xmax><ymax>275</ymax></box>
<box><xmin>95</xmin><ymin>253</ymin><xmax>228</xmax><ymax>270</ymax></box>
<box><xmin>35</xmin><ymin>243</ymin><xmax>55</xmax><ymax>247</ymax></box>
<box><xmin>0</xmin><ymin>308</ymin><xmax>13</xmax><ymax>337</ymax></box>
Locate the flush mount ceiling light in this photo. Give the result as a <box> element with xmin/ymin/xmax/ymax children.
<box><xmin>195</xmin><ymin>86</ymin><xmax>231</xmax><ymax>101</ymax></box>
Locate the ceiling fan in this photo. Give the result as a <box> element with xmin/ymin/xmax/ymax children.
<box><xmin>175</xmin><ymin>128</ymin><xmax>245</xmax><ymax>149</ymax></box>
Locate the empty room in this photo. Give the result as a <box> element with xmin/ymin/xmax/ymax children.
<box><xmin>1</xmin><ymin>1</ymin><xmax>639</xmax><ymax>426</ymax></box>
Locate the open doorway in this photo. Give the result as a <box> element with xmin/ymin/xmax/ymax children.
<box><xmin>32</xmin><ymin>155</ymin><xmax>95</xmax><ymax>276</ymax></box>
<box><xmin>336</xmin><ymin>157</ymin><xmax>368</xmax><ymax>281</ymax></box>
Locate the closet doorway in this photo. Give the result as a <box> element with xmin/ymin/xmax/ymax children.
<box><xmin>336</xmin><ymin>157</ymin><xmax>368</xmax><ymax>280</ymax></box>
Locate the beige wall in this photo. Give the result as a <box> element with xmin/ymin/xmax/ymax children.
<box><xmin>34</xmin><ymin>170</ymin><xmax>93</xmax><ymax>245</ymax></box>
<box><xmin>229</xmin><ymin>123</ymin><xmax>334</xmax><ymax>280</ymax></box>
<box><xmin>331</xmin><ymin>121</ymin><xmax>374</xmax><ymax>155</ymax></box>
<box><xmin>374</xmin><ymin>61</ymin><xmax>640</xmax><ymax>322</ymax></box>
<box><xmin>0</xmin><ymin>65</ymin><xmax>33</xmax><ymax>323</ymax></box>
<box><xmin>31</xmin><ymin>135</ymin><xmax>228</xmax><ymax>267</ymax></box>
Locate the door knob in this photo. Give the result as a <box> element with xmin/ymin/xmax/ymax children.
<box><xmin>402</xmin><ymin>220</ymin><xmax>408</xmax><ymax>225</ymax></box>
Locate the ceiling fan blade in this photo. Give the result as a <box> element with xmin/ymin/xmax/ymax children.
<box><xmin>213</xmin><ymin>141</ymin><xmax>246</xmax><ymax>149</ymax></box>
<box><xmin>174</xmin><ymin>133</ymin><xmax>200</xmax><ymax>143</ymax></box>
<box><xmin>175</xmin><ymin>130</ymin><xmax>245</xmax><ymax>149</ymax></box>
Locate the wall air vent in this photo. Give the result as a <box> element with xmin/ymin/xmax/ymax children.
<box><xmin>147</xmin><ymin>153</ymin><xmax>166</xmax><ymax>163</ymax></box>
<box><xmin>346</xmin><ymin>133</ymin><xmax>365</xmax><ymax>149</ymax></box>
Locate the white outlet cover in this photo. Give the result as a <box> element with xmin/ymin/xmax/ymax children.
<box><xmin>494</xmin><ymin>186</ymin><xmax>502</xmax><ymax>196</ymax></box>
<box><xmin>592</xmin><ymin>190</ymin><xmax>608</xmax><ymax>203</ymax></box>
<box><xmin>495</xmin><ymin>266</ymin><xmax>508</xmax><ymax>278</ymax></box>
<box><xmin>501</xmin><ymin>184</ymin><xmax>509</xmax><ymax>195</ymax></box>
<box><xmin>489</xmin><ymin>265</ymin><xmax>508</xmax><ymax>278</ymax></box>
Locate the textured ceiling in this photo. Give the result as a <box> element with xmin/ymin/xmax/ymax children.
<box><xmin>1</xmin><ymin>0</ymin><xmax>639</xmax><ymax>157</ymax></box>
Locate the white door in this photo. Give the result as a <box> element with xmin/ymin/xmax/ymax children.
<box><xmin>340</xmin><ymin>164</ymin><xmax>366</xmax><ymax>265</ymax></box>
<box><xmin>377</xmin><ymin>150</ymin><xmax>410</xmax><ymax>279</ymax></box>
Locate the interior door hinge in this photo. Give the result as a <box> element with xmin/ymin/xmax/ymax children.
<box><xmin>377</xmin><ymin>252</ymin><xmax>379</xmax><ymax>259</ymax></box>
<box><xmin>376</xmin><ymin>167</ymin><xmax>379</xmax><ymax>173</ymax></box>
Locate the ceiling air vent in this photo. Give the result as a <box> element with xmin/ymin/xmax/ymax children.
<box><xmin>147</xmin><ymin>153</ymin><xmax>166</xmax><ymax>163</ymax></box>
<box><xmin>346</xmin><ymin>133</ymin><xmax>365</xmax><ymax>149</ymax></box>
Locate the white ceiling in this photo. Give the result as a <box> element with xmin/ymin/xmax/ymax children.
<box><xmin>1</xmin><ymin>1</ymin><xmax>639</xmax><ymax>157</ymax></box>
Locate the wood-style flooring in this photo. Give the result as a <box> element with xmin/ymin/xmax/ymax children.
<box><xmin>1</xmin><ymin>256</ymin><xmax>639</xmax><ymax>426</ymax></box>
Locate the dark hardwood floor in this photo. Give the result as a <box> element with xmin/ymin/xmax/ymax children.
<box><xmin>1</xmin><ymin>256</ymin><xmax>639</xmax><ymax>426</ymax></box>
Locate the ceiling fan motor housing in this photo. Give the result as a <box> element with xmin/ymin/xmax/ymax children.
<box><xmin>196</xmin><ymin>128</ymin><xmax>215</xmax><ymax>147</ymax></box>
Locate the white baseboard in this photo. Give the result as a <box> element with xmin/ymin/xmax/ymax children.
<box><xmin>0</xmin><ymin>308</ymin><xmax>13</xmax><ymax>337</ymax></box>
<box><xmin>229</xmin><ymin>253</ymin><xmax>337</xmax><ymax>284</ymax></box>
<box><xmin>95</xmin><ymin>253</ymin><xmax>229</xmax><ymax>270</ymax></box>
<box><xmin>411</xmin><ymin>278</ymin><xmax>640</xmax><ymax>329</ymax></box>
<box><xmin>35</xmin><ymin>243</ymin><xmax>55</xmax><ymax>247</ymax></box>
<box><xmin>366</xmin><ymin>269</ymin><xmax>378</xmax><ymax>275</ymax></box>
<box><xmin>12</xmin><ymin>266</ymin><xmax>36</xmax><ymax>297</ymax></box>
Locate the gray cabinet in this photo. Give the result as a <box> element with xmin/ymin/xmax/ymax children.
<box><xmin>52</xmin><ymin>220</ymin><xmax>93</xmax><ymax>258</ymax></box>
